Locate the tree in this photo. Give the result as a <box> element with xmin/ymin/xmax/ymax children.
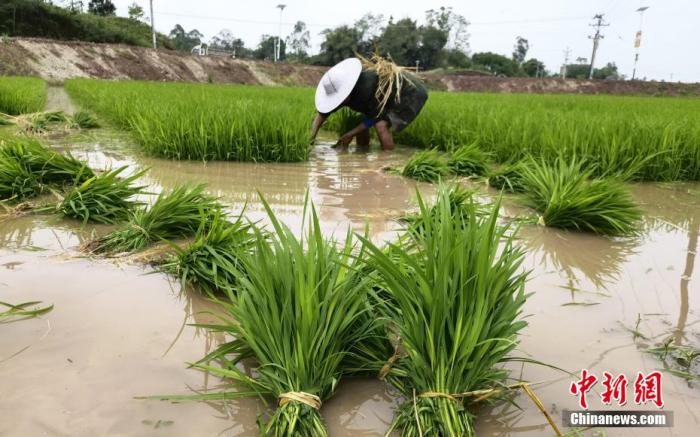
<box><xmin>127</xmin><ymin>2</ymin><xmax>144</xmax><ymax>21</ymax></box>
<box><xmin>425</xmin><ymin>6</ymin><xmax>470</xmax><ymax>52</ymax></box>
<box><xmin>209</xmin><ymin>29</ymin><xmax>250</xmax><ymax>57</ymax></box>
<box><xmin>522</xmin><ymin>58</ymin><xmax>546</xmax><ymax>77</ymax></box>
<box><xmin>445</xmin><ymin>49</ymin><xmax>471</xmax><ymax>68</ymax></box>
<box><xmin>87</xmin><ymin>0</ymin><xmax>116</xmax><ymax>16</ymax></box>
<box><xmin>377</xmin><ymin>18</ymin><xmax>420</xmax><ymax>66</ymax></box>
<box><xmin>512</xmin><ymin>36</ymin><xmax>529</xmax><ymax>65</ymax></box>
<box><xmin>255</xmin><ymin>35</ymin><xmax>285</xmax><ymax>61</ymax></box>
<box><xmin>594</xmin><ymin>62</ymin><xmax>621</xmax><ymax>80</ymax></box>
<box><xmin>417</xmin><ymin>25</ymin><xmax>448</xmax><ymax>70</ymax></box>
<box><xmin>286</xmin><ymin>21</ymin><xmax>310</xmax><ymax>61</ymax></box>
<box><xmin>354</xmin><ymin>13</ymin><xmax>385</xmax><ymax>55</ymax></box>
<box><xmin>472</xmin><ymin>52</ymin><xmax>520</xmax><ymax>76</ymax></box>
<box><xmin>169</xmin><ymin>24</ymin><xmax>204</xmax><ymax>52</ymax></box>
<box><xmin>316</xmin><ymin>25</ymin><xmax>362</xmax><ymax>66</ymax></box>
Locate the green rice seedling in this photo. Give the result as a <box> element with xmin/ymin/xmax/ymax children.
<box><xmin>0</xmin><ymin>77</ymin><xmax>47</xmax><ymax>115</ymax></box>
<box><xmin>400</xmin><ymin>184</ymin><xmax>483</xmax><ymax>227</ymax></box>
<box><xmin>519</xmin><ymin>157</ymin><xmax>642</xmax><ymax>236</ymax></box>
<box><xmin>447</xmin><ymin>142</ymin><xmax>490</xmax><ymax>177</ymax></box>
<box><xmin>86</xmin><ymin>184</ymin><xmax>221</xmax><ymax>254</ymax></box>
<box><xmin>0</xmin><ymin>151</ymin><xmax>43</xmax><ymax>201</ymax></box>
<box><xmin>401</xmin><ymin>149</ymin><xmax>449</xmax><ymax>183</ymax></box>
<box><xmin>0</xmin><ymin>136</ymin><xmax>94</xmax><ymax>184</ymax></box>
<box><xmin>488</xmin><ymin>162</ymin><xmax>526</xmax><ymax>193</ymax></box>
<box><xmin>187</xmin><ymin>195</ymin><xmax>381</xmax><ymax>435</ymax></box>
<box><xmin>160</xmin><ymin>210</ymin><xmax>256</xmax><ymax>296</ymax></box>
<box><xmin>360</xmin><ymin>186</ymin><xmax>528</xmax><ymax>436</ymax></box>
<box><xmin>65</xmin><ymin>79</ymin><xmax>313</xmax><ymax>162</ymax></box>
<box><xmin>26</xmin><ymin>111</ymin><xmax>70</xmax><ymax>133</ymax></box>
<box><xmin>51</xmin><ymin>166</ymin><xmax>147</xmax><ymax>224</ymax></box>
<box><xmin>395</xmin><ymin>92</ymin><xmax>700</xmax><ymax>182</ymax></box>
<box><xmin>0</xmin><ymin>301</ymin><xmax>54</xmax><ymax>323</ymax></box>
<box><xmin>70</xmin><ymin>111</ymin><xmax>100</xmax><ymax>129</ymax></box>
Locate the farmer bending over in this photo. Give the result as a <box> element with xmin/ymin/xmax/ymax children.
<box><xmin>310</xmin><ymin>56</ymin><xmax>428</xmax><ymax>151</ymax></box>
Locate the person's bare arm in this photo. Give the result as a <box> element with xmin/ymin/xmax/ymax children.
<box><xmin>310</xmin><ymin>113</ymin><xmax>328</xmax><ymax>144</ymax></box>
<box><xmin>338</xmin><ymin>122</ymin><xmax>369</xmax><ymax>147</ymax></box>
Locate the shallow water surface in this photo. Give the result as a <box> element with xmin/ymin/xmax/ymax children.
<box><xmin>1</xmin><ymin>126</ymin><xmax>698</xmax><ymax>436</ymax></box>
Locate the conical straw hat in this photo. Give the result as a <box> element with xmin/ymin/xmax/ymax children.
<box><xmin>315</xmin><ymin>58</ymin><xmax>362</xmax><ymax>113</ymax></box>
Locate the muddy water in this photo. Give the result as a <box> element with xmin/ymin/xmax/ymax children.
<box><xmin>1</xmin><ymin>125</ymin><xmax>699</xmax><ymax>436</ymax></box>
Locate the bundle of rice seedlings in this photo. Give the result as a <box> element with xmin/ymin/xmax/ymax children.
<box><xmin>0</xmin><ymin>136</ymin><xmax>94</xmax><ymax>187</ymax></box>
<box><xmin>360</xmin><ymin>187</ymin><xmax>529</xmax><ymax>436</ymax></box>
<box><xmin>52</xmin><ymin>166</ymin><xmax>147</xmax><ymax>224</ymax></box>
<box><xmin>70</xmin><ymin>111</ymin><xmax>100</xmax><ymax>129</ymax></box>
<box><xmin>447</xmin><ymin>142</ymin><xmax>490</xmax><ymax>177</ymax></box>
<box><xmin>0</xmin><ymin>158</ymin><xmax>43</xmax><ymax>201</ymax></box>
<box><xmin>87</xmin><ymin>184</ymin><xmax>221</xmax><ymax>254</ymax></box>
<box><xmin>519</xmin><ymin>157</ymin><xmax>642</xmax><ymax>236</ymax></box>
<box><xmin>401</xmin><ymin>149</ymin><xmax>449</xmax><ymax>183</ymax></box>
<box><xmin>400</xmin><ymin>184</ymin><xmax>481</xmax><ymax>226</ymax></box>
<box><xmin>488</xmin><ymin>162</ymin><xmax>526</xmax><ymax>193</ymax></box>
<box><xmin>26</xmin><ymin>111</ymin><xmax>70</xmax><ymax>133</ymax></box>
<box><xmin>190</xmin><ymin>196</ymin><xmax>381</xmax><ymax>435</ymax></box>
<box><xmin>160</xmin><ymin>210</ymin><xmax>256</xmax><ymax>296</ymax></box>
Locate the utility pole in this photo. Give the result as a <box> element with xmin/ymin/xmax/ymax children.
<box><xmin>587</xmin><ymin>14</ymin><xmax>609</xmax><ymax>79</ymax></box>
<box><xmin>562</xmin><ymin>46</ymin><xmax>571</xmax><ymax>79</ymax></box>
<box><xmin>275</xmin><ymin>4</ymin><xmax>286</xmax><ymax>62</ymax></box>
<box><xmin>631</xmin><ymin>6</ymin><xmax>649</xmax><ymax>80</ymax></box>
<box><xmin>149</xmin><ymin>0</ymin><xmax>156</xmax><ymax>49</ymax></box>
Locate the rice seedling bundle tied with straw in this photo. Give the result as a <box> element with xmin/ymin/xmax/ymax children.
<box><xmin>519</xmin><ymin>157</ymin><xmax>642</xmax><ymax>236</ymax></box>
<box><xmin>86</xmin><ymin>184</ymin><xmax>221</xmax><ymax>254</ymax></box>
<box><xmin>360</xmin><ymin>186</ymin><xmax>529</xmax><ymax>436</ymax></box>
<box><xmin>0</xmin><ymin>135</ymin><xmax>94</xmax><ymax>201</ymax></box>
<box><xmin>161</xmin><ymin>209</ymin><xmax>256</xmax><ymax>296</ymax></box>
<box><xmin>401</xmin><ymin>149</ymin><xmax>450</xmax><ymax>183</ymax></box>
<box><xmin>50</xmin><ymin>166</ymin><xmax>147</xmax><ymax>224</ymax></box>
<box><xmin>180</xmin><ymin>196</ymin><xmax>383</xmax><ymax>436</ymax></box>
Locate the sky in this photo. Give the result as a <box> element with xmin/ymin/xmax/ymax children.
<box><xmin>108</xmin><ymin>0</ymin><xmax>699</xmax><ymax>83</ymax></box>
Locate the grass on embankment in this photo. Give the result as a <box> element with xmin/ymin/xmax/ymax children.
<box><xmin>65</xmin><ymin>79</ymin><xmax>314</xmax><ymax>162</ymax></box>
<box><xmin>0</xmin><ymin>76</ymin><xmax>47</xmax><ymax>115</ymax></box>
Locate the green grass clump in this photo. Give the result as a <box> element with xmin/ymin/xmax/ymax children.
<box><xmin>361</xmin><ymin>187</ymin><xmax>528</xmax><ymax>436</ymax></box>
<box><xmin>0</xmin><ymin>77</ymin><xmax>47</xmax><ymax>115</ymax></box>
<box><xmin>52</xmin><ymin>166</ymin><xmax>146</xmax><ymax>224</ymax></box>
<box><xmin>190</xmin><ymin>196</ymin><xmax>380</xmax><ymax>435</ymax></box>
<box><xmin>65</xmin><ymin>79</ymin><xmax>313</xmax><ymax>162</ymax></box>
<box><xmin>488</xmin><ymin>162</ymin><xmax>526</xmax><ymax>193</ymax></box>
<box><xmin>447</xmin><ymin>142</ymin><xmax>490</xmax><ymax>176</ymax></box>
<box><xmin>0</xmin><ymin>136</ymin><xmax>94</xmax><ymax>200</ymax></box>
<box><xmin>161</xmin><ymin>210</ymin><xmax>256</xmax><ymax>296</ymax></box>
<box><xmin>519</xmin><ymin>157</ymin><xmax>642</xmax><ymax>235</ymax></box>
<box><xmin>396</xmin><ymin>92</ymin><xmax>700</xmax><ymax>181</ymax></box>
<box><xmin>70</xmin><ymin>111</ymin><xmax>100</xmax><ymax>129</ymax></box>
<box><xmin>87</xmin><ymin>184</ymin><xmax>221</xmax><ymax>254</ymax></box>
<box><xmin>402</xmin><ymin>149</ymin><xmax>450</xmax><ymax>183</ymax></box>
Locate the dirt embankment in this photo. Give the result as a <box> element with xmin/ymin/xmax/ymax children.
<box><xmin>2</xmin><ymin>37</ymin><xmax>699</xmax><ymax>96</ymax></box>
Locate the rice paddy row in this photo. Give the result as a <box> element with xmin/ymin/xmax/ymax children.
<box><xmin>396</xmin><ymin>92</ymin><xmax>700</xmax><ymax>182</ymax></box>
<box><xmin>65</xmin><ymin>79</ymin><xmax>314</xmax><ymax>162</ymax></box>
<box><xmin>0</xmin><ymin>76</ymin><xmax>47</xmax><ymax>116</ymax></box>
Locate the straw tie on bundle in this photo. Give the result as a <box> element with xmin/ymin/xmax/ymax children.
<box><xmin>356</xmin><ymin>53</ymin><xmax>413</xmax><ymax>116</ymax></box>
<box><xmin>278</xmin><ymin>391</ymin><xmax>322</xmax><ymax>410</ymax></box>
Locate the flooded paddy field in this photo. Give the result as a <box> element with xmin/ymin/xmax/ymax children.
<box><xmin>1</xmin><ymin>125</ymin><xmax>698</xmax><ymax>436</ymax></box>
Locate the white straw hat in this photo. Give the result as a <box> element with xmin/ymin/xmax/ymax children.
<box><xmin>315</xmin><ymin>58</ymin><xmax>362</xmax><ymax>113</ymax></box>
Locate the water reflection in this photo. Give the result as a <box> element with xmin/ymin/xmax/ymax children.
<box><xmin>520</xmin><ymin>227</ymin><xmax>639</xmax><ymax>291</ymax></box>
